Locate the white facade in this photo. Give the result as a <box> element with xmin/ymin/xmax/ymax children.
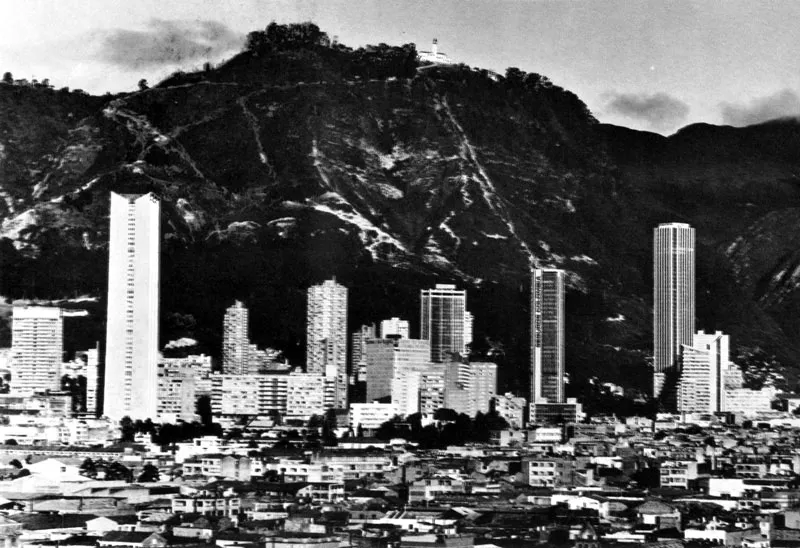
<box><xmin>84</xmin><ymin>346</ymin><xmax>100</xmax><ymax>416</ymax></box>
<box><xmin>365</xmin><ymin>338</ymin><xmax>430</xmax><ymax>402</ymax></box>
<box><xmin>350</xmin><ymin>403</ymin><xmax>397</xmax><ymax>430</ymax></box>
<box><xmin>285</xmin><ymin>373</ymin><xmax>328</xmax><ymax>421</ymax></box>
<box><xmin>444</xmin><ymin>361</ymin><xmax>498</xmax><ymax>417</ymax></box>
<box><xmin>211</xmin><ymin>372</ymin><xmax>289</xmax><ymax>417</ymax></box>
<box><xmin>678</xmin><ymin>331</ymin><xmax>729</xmax><ymax>414</ymax></box>
<box><xmin>492</xmin><ymin>393</ymin><xmax>527</xmax><ymax>429</ymax></box>
<box><xmin>653</xmin><ymin>222</ymin><xmax>695</xmax><ymax>398</ymax></box>
<box><xmin>306</xmin><ymin>279</ymin><xmax>348</xmax><ymax>408</ymax></box>
<box><xmin>104</xmin><ymin>192</ymin><xmax>160</xmax><ymax>421</ymax></box>
<box><xmin>380</xmin><ymin>317</ymin><xmax>409</xmax><ymax>339</ymax></box>
<box><xmin>420</xmin><ymin>284</ymin><xmax>468</xmax><ymax>363</ymax></box>
<box><xmin>11</xmin><ymin>306</ymin><xmax>63</xmax><ymax>395</ymax></box>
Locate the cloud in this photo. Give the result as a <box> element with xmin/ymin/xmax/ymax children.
<box><xmin>604</xmin><ymin>92</ymin><xmax>690</xmax><ymax>132</ymax></box>
<box><xmin>93</xmin><ymin>19</ymin><xmax>245</xmax><ymax>70</ymax></box>
<box><xmin>720</xmin><ymin>89</ymin><xmax>800</xmax><ymax>127</ymax></box>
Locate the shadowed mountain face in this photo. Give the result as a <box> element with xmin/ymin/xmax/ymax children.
<box><xmin>1</xmin><ymin>24</ymin><xmax>799</xmax><ymax>396</ymax></box>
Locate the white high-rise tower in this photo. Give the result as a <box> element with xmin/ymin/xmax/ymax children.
<box><xmin>306</xmin><ymin>279</ymin><xmax>348</xmax><ymax>408</ymax></box>
<box><xmin>104</xmin><ymin>192</ymin><xmax>160</xmax><ymax>421</ymax></box>
<box><xmin>223</xmin><ymin>301</ymin><xmax>249</xmax><ymax>374</ymax></box>
<box><xmin>653</xmin><ymin>222</ymin><xmax>695</xmax><ymax>400</ymax></box>
<box><xmin>11</xmin><ymin>306</ymin><xmax>63</xmax><ymax>395</ymax></box>
<box><xmin>420</xmin><ymin>284</ymin><xmax>468</xmax><ymax>363</ymax></box>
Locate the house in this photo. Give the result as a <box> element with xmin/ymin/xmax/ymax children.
<box><xmin>636</xmin><ymin>500</ymin><xmax>682</xmax><ymax>530</ymax></box>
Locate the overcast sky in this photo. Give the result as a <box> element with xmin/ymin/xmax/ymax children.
<box><xmin>2</xmin><ymin>0</ymin><xmax>799</xmax><ymax>134</ymax></box>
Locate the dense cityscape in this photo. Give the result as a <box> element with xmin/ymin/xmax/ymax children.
<box><xmin>0</xmin><ymin>185</ymin><xmax>798</xmax><ymax>548</ymax></box>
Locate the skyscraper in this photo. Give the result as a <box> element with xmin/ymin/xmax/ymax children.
<box><xmin>306</xmin><ymin>279</ymin><xmax>348</xmax><ymax>408</ymax></box>
<box><xmin>653</xmin><ymin>222</ymin><xmax>695</xmax><ymax>399</ymax></box>
<box><xmin>678</xmin><ymin>331</ymin><xmax>729</xmax><ymax>414</ymax></box>
<box><xmin>104</xmin><ymin>192</ymin><xmax>160</xmax><ymax>421</ymax></box>
<box><xmin>223</xmin><ymin>301</ymin><xmax>250</xmax><ymax>374</ymax></box>
<box><xmin>420</xmin><ymin>284</ymin><xmax>468</xmax><ymax>363</ymax></box>
<box><xmin>531</xmin><ymin>268</ymin><xmax>565</xmax><ymax>405</ymax></box>
<box><xmin>11</xmin><ymin>306</ymin><xmax>64</xmax><ymax>395</ymax></box>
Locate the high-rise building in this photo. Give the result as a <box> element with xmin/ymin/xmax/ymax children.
<box><xmin>380</xmin><ymin>318</ymin><xmax>409</xmax><ymax>339</ymax></box>
<box><xmin>306</xmin><ymin>279</ymin><xmax>348</xmax><ymax>408</ymax></box>
<box><xmin>364</xmin><ymin>338</ymin><xmax>431</xmax><ymax>402</ymax></box>
<box><xmin>104</xmin><ymin>192</ymin><xmax>160</xmax><ymax>421</ymax></box>
<box><xmin>653</xmin><ymin>222</ymin><xmax>695</xmax><ymax>399</ymax></box>
<box><xmin>10</xmin><ymin>306</ymin><xmax>64</xmax><ymax>395</ymax></box>
<box><xmin>392</xmin><ymin>364</ymin><xmax>446</xmax><ymax>417</ymax></box>
<box><xmin>531</xmin><ymin>269</ymin><xmax>565</xmax><ymax>405</ymax></box>
<box><xmin>678</xmin><ymin>331</ymin><xmax>729</xmax><ymax>414</ymax></box>
<box><xmin>223</xmin><ymin>301</ymin><xmax>249</xmax><ymax>375</ymax></box>
<box><xmin>83</xmin><ymin>345</ymin><xmax>100</xmax><ymax>416</ymax></box>
<box><xmin>351</xmin><ymin>323</ymin><xmax>377</xmax><ymax>383</ymax></box>
<box><xmin>420</xmin><ymin>284</ymin><xmax>468</xmax><ymax>363</ymax></box>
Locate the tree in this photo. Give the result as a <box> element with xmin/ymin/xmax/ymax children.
<box><xmin>79</xmin><ymin>458</ymin><xmax>96</xmax><ymax>478</ymax></box>
<box><xmin>2</xmin><ymin>72</ymin><xmax>12</xmax><ymax>85</ymax></box>
<box><xmin>196</xmin><ymin>395</ymin><xmax>213</xmax><ymax>427</ymax></box>
<box><xmin>120</xmin><ymin>416</ymin><xmax>136</xmax><ymax>442</ymax></box>
<box><xmin>4</xmin><ymin>439</ymin><xmax>17</xmax><ymax>446</ymax></box>
<box><xmin>8</xmin><ymin>459</ymin><xmax>21</xmax><ymax>469</ymax></box>
<box><xmin>138</xmin><ymin>79</ymin><xmax>149</xmax><ymax>91</ymax></box>
<box><xmin>137</xmin><ymin>463</ymin><xmax>160</xmax><ymax>482</ymax></box>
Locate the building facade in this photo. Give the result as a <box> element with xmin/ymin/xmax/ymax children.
<box><xmin>678</xmin><ymin>331</ymin><xmax>729</xmax><ymax>414</ymax></box>
<box><xmin>380</xmin><ymin>317</ymin><xmax>410</xmax><ymax>339</ymax></box>
<box><xmin>420</xmin><ymin>284</ymin><xmax>468</xmax><ymax>363</ymax></box>
<box><xmin>365</xmin><ymin>338</ymin><xmax>431</xmax><ymax>403</ymax></box>
<box><xmin>531</xmin><ymin>268</ymin><xmax>565</xmax><ymax>406</ymax></box>
<box><xmin>222</xmin><ymin>301</ymin><xmax>250</xmax><ymax>374</ymax></box>
<box><xmin>10</xmin><ymin>306</ymin><xmax>63</xmax><ymax>395</ymax></box>
<box><xmin>653</xmin><ymin>222</ymin><xmax>695</xmax><ymax>399</ymax></box>
<box><xmin>104</xmin><ymin>192</ymin><xmax>160</xmax><ymax>421</ymax></box>
<box><xmin>351</xmin><ymin>323</ymin><xmax>376</xmax><ymax>383</ymax></box>
<box><xmin>306</xmin><ymin>279</ymin><xmax>348</xmax><ymax>408</ymax></box>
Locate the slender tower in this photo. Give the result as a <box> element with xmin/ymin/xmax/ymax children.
<box><xmin>653</xmin><ymin>222</ymin><xmax>695</xmax><ymax>400</ymax></box>
<box><xmin>104</xmin><ymin>192</ymin><xmax>160</xmax><ymax>421</ymax></box>
<box><xmin>306</xmin><ymin>279</ymin><xmax>348</xmax><ymax>408</ymax></box>
<box><xmin>223</xmin><ymin>301</ymin><xmax>250</xmax><ymax>374</ymax></box>
<box><xmin>531</xmin><ymin>269</ymin><xmax>565</xmax><ymax>404</ymax></box>
<box><xmin>420</xmin><ymin>284</ymin><xmax>468</xmax><ymax>363</ymax></box>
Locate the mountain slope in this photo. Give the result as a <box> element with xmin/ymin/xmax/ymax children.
<box><xmin>1</xmin><ymin>24</ymin><xmax>798</xmax><ymax>398</ymax></box>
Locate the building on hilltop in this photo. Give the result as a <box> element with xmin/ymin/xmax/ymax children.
<box><xmin>10</xmin><ymin>306</ymin><xmax>64</xmax><ymax>396</ymax></box>
<box><xmin>417</xmin><ymin>38</ymin><xmax>455</xmax><ymax>65</ymax></box>
<box><xmin>104</xmin><ymin>192</ymin><xmax>160</xmax><ymax>421</ymax></box>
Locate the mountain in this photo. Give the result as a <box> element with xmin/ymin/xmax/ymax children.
<box><xmin>1</xmin><ymin>23</ymin><xmax>798</xmax><ymax>401</ymax></box>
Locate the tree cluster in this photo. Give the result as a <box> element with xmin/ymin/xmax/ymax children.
<box><xmin>119</xmin><ymin>415</ymin><xmax>222</xmax><ymax>447</ymax></box>
<box><xmin>375</xmin><ymin>410</ymin><xmax>509</xmax><ymax>449</ymax></box>
<box><xmin>245</xmin><ymin>22</ymin><xmax>330</xmax><ymax>53</ymax></box>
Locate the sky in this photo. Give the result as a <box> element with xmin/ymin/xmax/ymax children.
<box><xmin>2</xmin><ymin>0</ymin><xmax>800</xmax><ymax>134</ymax></box>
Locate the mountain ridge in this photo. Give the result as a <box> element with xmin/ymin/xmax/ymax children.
<box><xmin>1</xmin><ymin>23</ymin><xmax>799</xmax><ymax>403</ymax></box>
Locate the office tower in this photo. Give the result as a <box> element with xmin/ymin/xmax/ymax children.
<box><xmin>420</xmin><ymin>284</ymin><xmax>468</xmax><ymax>362</ymax></box>
<box><xmin>380</xmin><ymin>318</ymin><xmax>409</xmax><ymax>339</ymax></box>
<box><xmin>104</xmin><ymin>192</ymin><xmax>160</xmax><ymax>421</ymax></box>
<box><xmin>364</xmin><ymin>338</ymin><xmax>431</xmax><ymax>402</ymax></box>
<box><xmin>10</xmin><ymin>306</ymin><xmax>64</xmax><ymax>395</ymax></box>
<box><xmin>351</xmin><ymin>324</ymin><xmax>377</xmax><ymax>383</ymax></box>
<box><xmin>678</xmin><ymin>331</ymin><xmax>729</xmax><ymax>414</ymax></box>
<box><xmin>653</xmin><ymin>222</ymin><xmax>695</xmax><ymax>399</ymax></box>
<box><xmin>306</xmin><ymin>279</ymin><xmax>348</xmax><ymax>408</ymax></box>
<box><xmin>223</xmin><ymin>301</ymin><xmax>249</xmax><ymax>374</ymax></box>
<box><xmin>531</xmin><ymin>268</ymin><xmax>565</xmax><ymax>405</ymax></box>
<box><xmin>392</xmin><ymin>364</ymin><xmax>446</xmax><ymax>416</ymax></box>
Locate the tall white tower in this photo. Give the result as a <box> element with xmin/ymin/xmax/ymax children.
<box><xmin>104</xmin><ymin>192</ymin><xmax>160</xmax><ymax>421</ymax></box>
<box><xmin>306</xmin><ymin>279</ymin><xmax>348</xmax><ymax>409</ymax></box>
<box><xmin>653</xmin><ymin>222</ymin><xmax>695</xmax><ymax>400</ymax></box>
<box><xmin>11</xmin><ymin>306</ymin><xmax>63</xmax><ymax>395</ymax></box>
<box><xmin>531</xmin><ymin>269</ymin><xmax>565</xmax><ymax>404</ymax></box>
